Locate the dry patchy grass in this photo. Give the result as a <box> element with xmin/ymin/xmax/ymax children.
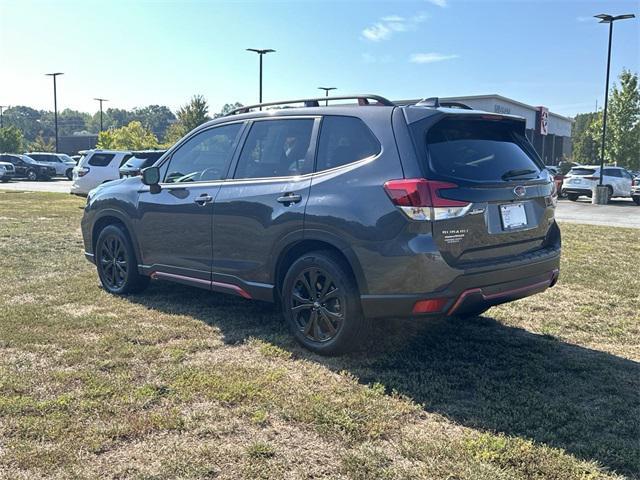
<box><xmin>0</xmin><ymin>192</ymin><xmax>637</xmax><ymax>479</ymax></box>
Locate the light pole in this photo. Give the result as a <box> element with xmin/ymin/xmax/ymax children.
<box><xmin>246</xmin><ymin>48</ymin><xmax>276</xmax><ymax>110</ymax></box>
<box><xmin>0</xmin><ymin>105</ymin><xmax>6</xmax><ymax>128</ymax></box>
<box><xmin>318</xmin><ymin>87</ymin><xmax>337</xmax><ymax>106</ymax></box>
<box><xmin>593</xmin><ymin>13</ymin><xmax>635</xmax><ymax>203</ymax></box>
<box><xmin>94</xmin><ymin>98</ymin><xmax>108</xmax><ymax>132</ymax></box>
<box><xmin>45</xmin><ymin>72</ymin><xmax>64</xmax><ymax>153</ymax></box>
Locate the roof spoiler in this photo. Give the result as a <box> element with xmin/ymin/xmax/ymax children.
<box><xmin>413</xmin><ymin>97</ymin><xmax>473</xmax><ymax>110</ymax></box>
<box><xmin>226</xmin><ymin>94</ymin><xmax>395</xmax><ymax>115</ymax></box>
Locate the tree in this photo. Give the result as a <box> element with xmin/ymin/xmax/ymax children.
<box><xmin>96</xmin><ymin>121</ymin><xmax>159</xmax><ymax>150</ymax></box>
<box><xmin>607</xmin><ymin>69</ymin><xmax>640</xmax><ymax>170</ymax></box>
<box><xmin>177</xmin><ymin>95</ymin><xmax>210</xmax><ymax>132</ymax></box>
<box><xmin>162</xmin><ymin>122</ymin><xmax>187</xmax><ymax>147</ymax></box>
<box><xmin>134</xmin><ymin>105</ymin><xmax>176</xmax><ymax>139</ymax></box>
<box><xmin>2</xmin><ymin>106</ymin><xmax>48</xmax><ymax>142</ymax></box>
<box><xmin>572</xmin><ymin>112</ymin><xmax>599</xmax><ymax>165</ymax></box>
<box><xmin>215</xmin><ymin>102</ymin><xmax>244</xmax><ymax>118</ymax></box>
<box><xmin>29</xmin><ymin>133</ymin><xmax>55</xmax><ymax>152</ymax></box>
<box><xmin>0</xmin><ymin>126</ymin><xmax>24</xmax><ymax>153</ymax></box>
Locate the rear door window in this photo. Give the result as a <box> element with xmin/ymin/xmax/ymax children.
<box><xmin>234</xmin><ymin>119</ymin><xmax>314</xmax><ymax>179</ymax></box>
<box><xmin>316</xmin><ymin>116</ymin><xmax>380</xmax><ymax>171</ymax></box>
<box><xmin>425</xmin><ymin>118</ymin><xmax>542</xmax><ymax>182</ymax></box>
<box><xmin>88</xmin><ymin>153</ymin><xmax>116</xmax><ymax>167</ymax></box>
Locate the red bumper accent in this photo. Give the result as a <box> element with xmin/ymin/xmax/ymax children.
<box><xmin>447</xmin><ymin>268</ymin><xmax>559</xmax><ymax>316</ymax></box>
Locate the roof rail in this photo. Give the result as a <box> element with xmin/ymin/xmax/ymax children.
<box><xmin>413</xmin><ymin>97</ymin><xmax>473</xmax><ymax>110</ymax></box>
<box><xmin>226</xmin><ymin>94</ymin><xmax>395</xmax><ymax>115</ymax></box>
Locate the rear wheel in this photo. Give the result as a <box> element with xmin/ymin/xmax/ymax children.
<box><xmin>633</xmin><ymin>197</ymin><xmax>640</xmax><ymax>206</ymax></box>
<box><xmin>567</xmin><ymin>193</ymin><xmax>579</xmax><ymax>201</ymax></box>
<box><xmin>95</xmin><ymin>224</ymin><xmax>149</xmax><ymax>294</ymax></box>
<box><xmin>606</xmin><ymin>185</ymin><xmax>613</xmax><ymax>202</ymax></box>
<box><xmin>281</xmin><ymin>250</ymin><xmax>365</xmax><ymax>355</ymax></box>
<box><xmin>66</xmin><ymin>169</ymin><xmax>73</xmax><ymax>180</ymax></box>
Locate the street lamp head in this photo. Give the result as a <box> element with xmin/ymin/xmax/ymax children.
<box><xmin>594</xmin><ymin>13</ymin><xmax>635</xmax><ymax>23</ymax></box>
<box><xmin>94</xmin><ymin>98</ymin><xmax>108</xmax><ymax>102</ymax></box>
<box><xmin>318</xmin><ymin>87</ymin><xmax>337</xmax><ymax>91</ymax></box>
<box><xmin>246</xmin><ymin>48</ymin><xmax>276</xmax><ymax>55</ymax></box>
<box><xmin>45</xmin><ymin>72</ymin><xmax>64</xmax><ymax>76</ymax></box>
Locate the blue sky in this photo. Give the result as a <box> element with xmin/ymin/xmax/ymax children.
<box><xmin>1</xmin><ymin>0</ymin><xmax>638</xmax><ymax>117</ymax></box>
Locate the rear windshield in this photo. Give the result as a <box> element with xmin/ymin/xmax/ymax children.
<box><xmin>425</xmin><ymin>118</ymin><xmax>541</xmax><ymax>182</ymax></box>
<box><xmin>569</xmin><ymin>168</ymin><xmax>596</xmax><ymax>176</ymax></box>
<box><xmin>88</xmin><ymin>153</ymin><xmax>115</xmax><ymax>167</ymax></box>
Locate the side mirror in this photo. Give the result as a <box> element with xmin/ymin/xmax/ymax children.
<box><xmin>141</xmin><ymin>166</ymin><xmax>161</xmax><ymax>194</ymax></box>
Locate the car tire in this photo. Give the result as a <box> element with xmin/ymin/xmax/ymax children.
<box><xmin>606</xmin><ymin>186</ymin><xmax>613</xmax><ymax>202</ymax></box>
<box><xmin>95</xmin><ymin>224</ymin><xmax>149</xmax><ymax>295</ymax></box>
<box><xmin>633</xmin><ymin>197</ymin><xmax>640</xmax><ymax>206</ymax></box>
<box><xmin>567</xmin><ymin>193</ymin><xmax>579</xmax><ymax>201</ymax></box>
<box><xmin>26</xmin><ymin>169</ymin><xmax>38</xmax><ymax>181</ymax></box>
<box><xmin>281</xmin><ymin>250</ymin><xmax>366</xmax><ymax>355</ymax></box>
<box><xmin>66</xmin><ymin>169</ymin><xmax>73</xmax><ymax>180</ymax></box>
<box><xmin>1</xmin><ymin>178</ymin><xmax>9</xmax><ymax>183</ymax></box>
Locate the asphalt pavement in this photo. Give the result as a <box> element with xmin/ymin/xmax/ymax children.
<box><xmin>1</xmin><ymin>179</ymin><xmax>638</xmax><ymax>228</ymax></box>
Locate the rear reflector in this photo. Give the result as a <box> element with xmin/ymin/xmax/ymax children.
<box><xmin>412</xmin><ymin>298</ymin><xmax>448</xmax><ymax>314</ymax></box>
<box><xmin>384</xmin><ymin>178</ymin><xmax>471</xmax><ymax>221</ymax></box>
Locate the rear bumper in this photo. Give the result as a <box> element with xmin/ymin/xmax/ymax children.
<box><xmin>360</xmin><ymin>252</ymin><xmax>560</xmax><ymax>319</ymax></box>
<box><xmin>561</xmin><ymin>187</ymin><xmax>592</xmax><ymax>196</ymax></box>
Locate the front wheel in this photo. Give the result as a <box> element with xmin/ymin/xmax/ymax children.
<box><xmin>281</xmin><ymin>251</ymin><xmax>366</xmax><ymax>355</ymax></box>
<box><xmin>26</xmin><ymin>169</ymin><xmax>38</xmax><ymax>181</ymax></box>
<box><xmin>95</xmin><ymin>224</ymin><xmax>149</xmax><ymax>294</ymax></box>
<box><xmin>633</xmin><ymin>197</ymin><xmax>640</xmax><ymax>206</ymax></box>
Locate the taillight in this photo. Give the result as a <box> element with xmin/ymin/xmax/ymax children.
<box><xmin>77</xmin><ymin>167</ymin><xmax>90</xmax><ymax>177</ymax></box>
<box><xmin>383</xmin><ymin>178</ymin><xmax>471</xmax><ymax>221</ymax></box>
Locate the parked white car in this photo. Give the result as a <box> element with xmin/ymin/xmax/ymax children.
<box><xmin>26</xmin><ymin>152</ymin><xmax>77</xmax><ymax>179</ymax></box>
<box><xmin>70</xmin><ymin>150</ymin><xmax>133</xmax><ymax>196</ymax></box>
<box><xmin>561</xmin><ymin>165</ymin><xmax>635</xmax><ymax>202</ymax></box>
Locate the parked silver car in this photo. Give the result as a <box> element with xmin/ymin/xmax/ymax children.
<box><xmin>26</xmin><ymin>152</ymin><xmax>77</xmax><ymax>179</ymax></box>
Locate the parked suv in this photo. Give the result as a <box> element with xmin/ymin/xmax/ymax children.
<box><xmin>0</xmin><ymin>153</ymin><xmax>56</xmax><ymax>180</ymax></box>
<box><xmin>561</xmin><ymin>165</ymin><xmax>635</xmax><ymax>202</ymax></box>
<box><xmin>0</xmin><ymin>160</ymin><xmax>15</xmax><ymax>182</ymax></box>
<box><xmin>26</xmin><ymin>152</ymin><xmax>77</xmax><ymax>179</ymax></box>
<box><xmin>81</xmin><ymin>95</ymin><xmax>561</xmax><ymax>354</ymax></box>
<box><xmin>119</xmin><ymin>150</ymin><xmax>167</xmax><ymax>178</ymax></box>
<box><xmin>71</xmin><ymin>150</ymin><xmax>133</xmax><ymax>195</ymax></box>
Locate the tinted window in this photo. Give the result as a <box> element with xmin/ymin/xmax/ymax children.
<box><xmin>316</xmin><ymin>116</ymin><xmax>380</xmax><ymax>171</ymax></box>
<box><xmin>88</xmin><ymin>153</ymin><xmax>116</xmax><ymax>167</ymax></box>
<box><xmin>29</xmin><ymin>154</ymin><xmax>54</xmax><ymax>162</ymax></box>
<box><xmin>234</xmin><ymin>119</ymin><xmax>314</xmax><ymax>179</ymax></box>
<box><xmin>569</xmin><ymin>168</ymin><xmax>597</xmax><ymax>176</ymax></box>
<box><xmin>119</xmin><ymin>154</ymin><xmax>134</xmax><ymax>167</ymax></box>
<box><xmin>603</xmin><ymin>168</ymin><xmax>622</xmax><ymax>178</ymax></box>
<box><xmin>164</xmin><ymin>123</ymin><xmax>242</xmax><ymax>183</ymax></box>
<box><xmin>425</xmin><ymin>118</ymin><xmax>541</xmax><ymax>182</ymax></box>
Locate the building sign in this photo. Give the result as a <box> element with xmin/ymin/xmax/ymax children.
<box><xmin>537</xmin><ymin>106</ymin><xmax>549</xmax><ymax>135</ymax></box>
<box><xmin>494</xmin><ymin>104</ymin><xmax>511</xmax><ymax>114</ymax></box>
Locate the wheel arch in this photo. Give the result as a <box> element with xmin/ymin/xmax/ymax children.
<box><xmin>92</xmin><ymin>209</ymin><xmax>142</xmax><ymax>266</ymax></box>
<box><xmin>273</xmin><ymin>233</ymin><xmax>368</xmax><ymax>299</ymax></box>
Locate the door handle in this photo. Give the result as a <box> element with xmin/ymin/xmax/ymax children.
<box><xmin>277</xmin><ymin>193</ymin><xmax>302</xmax><ymax>205</ymax></box>
<box><xmin>194</xmin><ymin>194</ymin><xmax>213</xmax><ymax>206</ymax></box>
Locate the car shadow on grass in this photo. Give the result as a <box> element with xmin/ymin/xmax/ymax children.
<box><xmin>128</xmin><ymin>282</ymin><xmax>640</xmax><ymax>478</ymax></box>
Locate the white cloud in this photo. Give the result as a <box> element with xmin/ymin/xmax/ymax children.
<box><xmin>426</xmin><ymin>0</ymin><xmax>448</xmax><ymax>7</ymax></box>
<box><xmin>409</xmin><ymin>53</ymin><xmax>459</xmax><ymax>64</ymax></box>
<box><xmin>361</xmin><ymin>12</ymin><xmax>428</xmax><ymax>42</ymax></box>
<box><xmin>362</xmin><ymin>23</ymin><xmax>392</xmax><ymax>41</ymax></box>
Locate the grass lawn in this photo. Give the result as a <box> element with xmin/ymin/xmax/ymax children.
<box><xmin>0</xmin><ymin>191</ymin><xmax>638</xmax><ymax>479</ymax></box>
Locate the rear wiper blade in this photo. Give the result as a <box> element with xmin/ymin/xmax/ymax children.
<box><xmin>501</xmin><ymin>168</ymin><xmax>537</xmax><ymax>180</ymax></box>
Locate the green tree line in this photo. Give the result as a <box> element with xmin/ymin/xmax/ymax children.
<box><xmin>572</xmin><ymin>69</ymin><xmax>640</xmax><ymax>171</ymax></box>
<box><xmin>0</xmin><ymin>96</ymin><xmax>242</xmax><ymax>152</ymax></box>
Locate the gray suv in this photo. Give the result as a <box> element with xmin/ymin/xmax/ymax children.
<box><xmin>81</xmin><ymin>95</ymin><xmax>561</xmax><ymax>354</ymax></box>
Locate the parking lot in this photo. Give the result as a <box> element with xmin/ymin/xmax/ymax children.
<box><xmin>1</xmin><ymin>179</ymin><xmax>637</xmax><ymax>228</ymax></box>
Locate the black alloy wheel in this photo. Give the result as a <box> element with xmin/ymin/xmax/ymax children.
<box><xmin>98</xmin><ymin>234</ymin><xmax>128</xmax><ymax>290</ymax></box>
<box><xmin>95</xmin><ymin>224</ymin><xmax>149</xmax><ymax>294</ymax></box>
<box><xmin>290</xmin><ymin>267</ymin><xmax>345</xmax><ymax>343</ymax></box>
<box><xmin>282</xmin><ymin>250</ymin><xmax>366</xmax><ymax>355</ymax></box>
